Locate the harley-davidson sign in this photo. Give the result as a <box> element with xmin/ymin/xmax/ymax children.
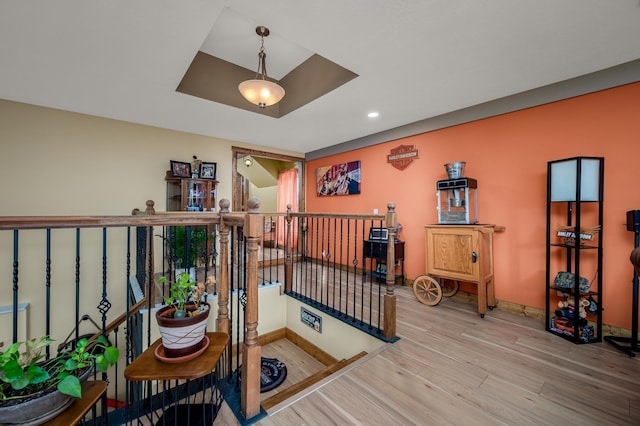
<box><xmin>387</xmin><ymin>145</ymin><xmax>419</xmax><ymax>170</ymax></box>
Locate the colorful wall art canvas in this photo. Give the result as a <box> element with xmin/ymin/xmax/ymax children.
<box><xmin>316</xmin><ymin>160</ymin><xmax>361</xmax><ymax>196</ymax></box>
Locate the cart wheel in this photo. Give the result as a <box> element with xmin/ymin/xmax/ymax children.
<box><xmin>413</xmin><ymin>275</ymin><xmax>443</xmax><ymax>306</ymax></box>
<box><xmin>440</xmin><ymin>279</ymin><xmax>459</xmax><ymax>297</ymax></box>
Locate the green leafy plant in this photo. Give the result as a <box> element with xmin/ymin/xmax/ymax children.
<box><xmin>158</xmin><ymin>271</ymin><xmax>214</xmax><ymax>319</ymax></box>
<box><xmin>0</xmin><ymin>334</ymin><xmax>119</xmax><ymax>402</ymax></box>
<box><xmin>164</xmin><ymin>226</ymin><xmax>209</xmax><ymax>269</ymax></box>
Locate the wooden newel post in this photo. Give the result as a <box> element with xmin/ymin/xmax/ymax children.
<box><xmin>131</xmin><ymin>199</ymin><xmax>156</xmax><ymax>216</ymax></box>
<box><xmin>284</xmin><ymin>204</ymin><xmax>293</xmax><ymax>293</ymax></box>
<box><xmin>216</xmin><ymin>199</ymin><xmax>230</xmax><ymax>336</ymax></box>
<box><xmin>384</xmin><ymin>201</ymin><xmax>397</xmax><ymax>340</ymax></box>
<box><xmin>241</xmin><ymin>197</ymin><xmax>263</xmax><ymax>420</ymax></box>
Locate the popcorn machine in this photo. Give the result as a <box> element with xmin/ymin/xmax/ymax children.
<box><xmin>436</xmin><ymin>162</ymin><xmax>479</xmax><ymax>224</ymax></box>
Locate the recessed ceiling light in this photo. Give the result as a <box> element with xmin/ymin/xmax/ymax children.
<box><xmin>367</xmin><ymin>112</ymin><xmax>379</xmax><ymax>118</ymax></box>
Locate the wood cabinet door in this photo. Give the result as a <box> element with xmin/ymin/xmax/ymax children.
<box><xmin>425</xmin><ymin>226</ymin><xmax>479</xmax><ymax>282</ymax></box>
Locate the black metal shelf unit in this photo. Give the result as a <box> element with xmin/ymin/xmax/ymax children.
<box><xmin>545</xmin><ymin>156</ymin><xmax>604</xmax><ymax>344</ymax></box>
<box><xmin>363</xmin><ymin>239</ymin><xmax>405</xmax><ymax>284</ymax></box>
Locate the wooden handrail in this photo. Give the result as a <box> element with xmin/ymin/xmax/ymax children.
<box><xmin>0</xmin><ymin>213</ymin><xmax>246</xmax><ymax>230</ymax></box>
<box><xmin>0</xmin><ymin>198</ymin><xmax>266</xmax><ymax>423</ymax></box>
<box><xmin>263</xmin><ymin>211</ymin><xmax>387</xmax><ymax>221</ymax></box>
<box><xmin>0</xmin><ymin>200</ymin><xmax>248</xmax><ymax>230</ymax></box>
<box><xmin>289</xmin><ymin>212</ymin><xmax>387</xmax><ymax>220</ymax></box>
<box><xmin>1</xmin><ymin>197</ymin><xmax>397</xmax><ymax>423</ymax></box>
<box><xmin>281</xmin><ymin>201</ymin><xmax>399</xmax><ymax>341</ymax></box>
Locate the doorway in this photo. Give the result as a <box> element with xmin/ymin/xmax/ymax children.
<box><xmin>231</xmin><ymin>147</ymin><xmax>305</xmax><ymax>214</ymax></box>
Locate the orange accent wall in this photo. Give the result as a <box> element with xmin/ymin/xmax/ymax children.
<box><xmin>306</xmin><ymin>82</ymin><xmax>640</xmax><ymax>330</ymax></box>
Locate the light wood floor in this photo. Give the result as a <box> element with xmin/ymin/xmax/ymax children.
<box><xmin>215</xmin><ymin>285</ymin><xmax>640</xmax><ymax>425</ymax></box>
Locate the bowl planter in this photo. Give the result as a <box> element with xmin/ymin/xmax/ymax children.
<box><xmin>0</xmin><ymin>335</ymin><xmax>119</xmax><ymax>425</ymax></box>
<box><xmin>0</xmin><ymin>364</ymin><xmax>93</xmax><ymax>425</ymax></box>
<box><xmin>155</xmin><ymin>302</ymin><xmax>210</xmax><ymax>359</ymax></box>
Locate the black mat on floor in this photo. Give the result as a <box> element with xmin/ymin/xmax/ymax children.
<box><xmin>237</xmin><ymin>357</ymin><xmax>287</xmax><ymax>393</ymax></box>
<box><xmin>258</xmin><ymin>357</ymin><xmax>287</xmax><ymax>392</ymax></box>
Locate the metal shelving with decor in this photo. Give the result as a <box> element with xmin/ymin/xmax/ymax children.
<box><xmin>363</xmin><ymin>229</ymin><xmax>405</xmax><ymax>284</ymax></box>
<box><xmin>545</xmin><ymin>156</ymin><xmax>604</xmax><ymax>344</ymax></box>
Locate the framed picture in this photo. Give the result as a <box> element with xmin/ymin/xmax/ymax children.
<box><xmin>200</xmin><ymin>162</ymin><xmax>217</xmax><ymax>180</ymax></box>
<box><xmin>170</xmin><ymin>160</ymin><xmax>191</xmax><ymax>178</ymax></box>
<box><xmin>316</xmin><ymin>160</ymin><xmax>361</xmax><ymax>196</ymax></box>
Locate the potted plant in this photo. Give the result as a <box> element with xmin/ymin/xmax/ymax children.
<box><xmin>156</xmin><ymin>272</ymin><xmax>215</xmax><ymax>360</ymax></box>
<box><xmin>0</xmin><ymin>334</ymin><xmax>119</xmax><ymax>425</ymax></box>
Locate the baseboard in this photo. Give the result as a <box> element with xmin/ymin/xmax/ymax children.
<box><xmin>253</xmin><ymin>327</ymin><xmax>339</xmax><ymax>367</ymax></box>
<box><xmin>446</xmin><ymin>289</ymin><xmax>632</xmax><ymax>338</ymax></box>
<box><xmin>284</xmin><ymin>328</ymin><xmax>339</xmax><ymax>366</ymax></box>
<box><xmin>258</xmin><ymin>328</ymin><xmax>287</xmax><ymax>345</ymax></box>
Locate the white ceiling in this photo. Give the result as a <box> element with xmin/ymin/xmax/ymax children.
<box><xmin>1</xmin><ymin>1</ymin><xmax>640</xmax><ymax>155</ymax></box>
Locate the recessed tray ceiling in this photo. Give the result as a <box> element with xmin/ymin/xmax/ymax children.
<box><xmin>177</xmin><ymin>51</ymin><xmax>358</xmax><ymax>118</ymax></box>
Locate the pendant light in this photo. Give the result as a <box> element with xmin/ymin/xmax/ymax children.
<box><xmin>238</xmin><ymin>26</ymin><xmax>285</xmax><ymax>108</ymax></box>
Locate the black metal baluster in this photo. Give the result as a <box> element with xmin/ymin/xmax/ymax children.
<box><xmin>11</xmin><ymin>230</ymin><xmax>19</xmax><ymax>343</ymax></box>
<box><xmin>98</xmin><ymin>228</ymin><xmax>112</xmax><ymax>360</ymax></box>
<box><xmin>345</xmin><ymin>219</ymin><xmax>353</xmax><ymax>318</ymax></box>
<box><xmin>337</xmin><ymin>218</ymin><xmax>344</xmax><ymax>314</ymax></box>
<box><xmin>45</xmin><ymin>229</ymin><xmax>51</xmax><ymax>358</ymax></box>
<box><xmin>75</xmin><ymin>228</ymin><xmax>81</xmax><ymax>350</ymax></box>
<box><xmin>360</xmin><ymin>220</ymin><xmax>367</xmax><ymax>324</ymax></box>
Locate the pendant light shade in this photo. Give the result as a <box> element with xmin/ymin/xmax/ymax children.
<box><xmin>238</xmin><ymin>26</ymin><xmax>285</xmax><ymax>108</ymax></box>
<box><xmin>238</xmin><ymin>79</ymin><xmax>285</xmax><ymax>108</ymax></box>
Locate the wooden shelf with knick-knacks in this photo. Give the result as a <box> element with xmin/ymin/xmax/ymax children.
<box><xmin>165</xmin><ymin>171</ymin><xmax>218</xmax><ymax>212</ymax></box>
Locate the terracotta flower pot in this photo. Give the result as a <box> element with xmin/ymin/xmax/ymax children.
<box><xmin>155</xmin><ymin>302</ymin><xmax>210</xmax><ymax>358</ymax></box>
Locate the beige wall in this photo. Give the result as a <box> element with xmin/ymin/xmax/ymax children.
<box><xmin>286</xmin><ymin>299</ymin><xmax>384</xmax><ymax>359</ymax></box>
<box><xmin>0</xmin><ymin>98</ymin><xmax>302</xmax><ymax>344</ymax></box>
<box><xmin>0</xmin><ymin>99</ymin><xmax>302</xmax><ymax>216</ymax></box>
<box><xmin>250</xmin><ymin>184</ymin><xmax>278</xmax><ymax>212</ymax></box>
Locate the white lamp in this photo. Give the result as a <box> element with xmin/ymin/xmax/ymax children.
<box><xmin>550</xmin><ymin>157</ymin><xmax>602</xmax><ymax>202</ymax></box>
<box><xmin>238</xmin><ymin>26</ymin><xmax>285</xmax><ymax>109</ymax></box>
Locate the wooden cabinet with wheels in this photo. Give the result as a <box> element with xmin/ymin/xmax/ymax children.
<box><xmin>422</xmin><ymin>224</ymin><xmax>501</xmax><ymax>317</ymax></box>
